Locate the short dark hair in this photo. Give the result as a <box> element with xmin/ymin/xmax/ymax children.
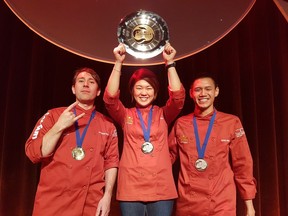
<box><xmin>190</xmin><ymin>72</ymin><xmax>218</xmax><ymax>89</ymax></box>
<box><xmin>128</xmin><ymin>68</ymin><xmax>159</xmax><ymax>97</ymax></box>
<box><xmin>72</xmin><ymin>67</ymin><xmax>101</xmax><ymax>89</ymax></box>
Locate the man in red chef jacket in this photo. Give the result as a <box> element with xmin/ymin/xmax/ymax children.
<box><xmin>25</xmin><ymin>67</ymin><xmax>119</xmax><ymax>216</ymax></box>
<box><xmin>169</xmin><ymin>73</ymin><xmax>257</xmax><ymax>216</ymax></box>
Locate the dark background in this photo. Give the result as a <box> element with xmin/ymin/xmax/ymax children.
<box><xmin>0</xmin><ymin>0</ymin><xmax>288</xmax><ymax>215</ymax></box>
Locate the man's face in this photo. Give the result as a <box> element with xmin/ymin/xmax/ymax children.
<box><xmin>72</xmin><ymin>72</ymin><xmax>100</xmax><ymax>104</ymax></box>
<box><xmin>190</xmin><ymin>77</ymin><xmax>219</xmax><ymax>112</ymax></box>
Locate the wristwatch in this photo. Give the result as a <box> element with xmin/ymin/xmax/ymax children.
<box><xmin>165</xmin><ymin>62</ymin><xmax>176</xmax><ymax>70</ymax></box>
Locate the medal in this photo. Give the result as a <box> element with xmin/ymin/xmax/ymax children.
<box><xmin>195</xmin><ymin>158</ymin><xmax>208</xmax><ymax>171</ymax></box>
<box><xmin>141</xmin><ymin>142</ymin><xmax>154</xmax><ymax>154</ymax></box>
<box><xmin>73</xmin><ymin>108</ymin><xmax>96</xmax><ymax>160</ymax></box>
<box><xmin>136</xmin><ymin>106</ymin><xmax>154</xmax><ymax>154</ymax></box>
<box><xmin>72</xmin><ymin>147</ymin><xmax>85</xmax><ymax>160</ymax></box>
<box><xmin>193</xmin><ymin>111</ymin><xmax>216</xmax><ymax>171</ymax></box>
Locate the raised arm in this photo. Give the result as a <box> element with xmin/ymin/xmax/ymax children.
<box><xmin>163</xmin><ymin>43</ymin><xmax>181</xmax><ymax>91</ymax></box>
<box><xmin>42</xmin><ymin>102</ymin><xmax>84</xmax><ymax>156</ymax></box>
<box><xmin>106</xmin><ymin>43</ymin><xmax>126</xmax><ymax>96</ymax></box>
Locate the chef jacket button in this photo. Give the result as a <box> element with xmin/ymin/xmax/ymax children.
<box><xmin>86</xmin><ymin>166</ymin><xmax>90</xmax><ymax>170</ymax></box>
<box><xmin>89</xmin><ymin>147</ymin><xmax>94</xmax><ymax>152</ymax></box>
<box><xmin>83</xmin><ymin>185</ymin><xmax>87</xmax><ymax>190</ymax></box>
<box><xmin>208</xmin><ymin>175</ymin><xmax>213</xmax><ymax>180</ymax></box>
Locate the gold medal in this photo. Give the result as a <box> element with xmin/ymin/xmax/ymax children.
<box><xmin>195</xmin><ymin>159</ymin><xmax>208</xmax><ymax>171</ymax></box>
<box><xmin>141</xmin><ymin>142</ymin><xmax>154</xmax><ymax>154</ymax></box>
<box><xmin>72</xmin><ymin>147</ymin><xmax>85</xmax><ymax>160</ymax></box>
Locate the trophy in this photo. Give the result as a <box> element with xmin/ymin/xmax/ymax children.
<box><xmin>117</xmin><ymin>10</ymin><xmax>169</xmax><ymax>59</ymax></box>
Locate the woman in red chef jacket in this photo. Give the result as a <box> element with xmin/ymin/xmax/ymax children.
<box><xmin>103</xmin><ymin>43</ymin><xmax>185</xmax><ymax>216</ymax></box>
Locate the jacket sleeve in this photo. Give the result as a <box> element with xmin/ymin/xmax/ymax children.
<box><xmin>230</xmin><ymin>117</ymin><xmax>257</xmax><ymax>200</ymax></box>
<box><xmin>25</xmin><ymin>111</ymin><xmax>54</xmax><ymax>163</ymax></box>
<box><xmin>103</xmin><ymin>88</ymin><xmax>126</xmax><ymax>127</ymax></box>
<box><xmin>162</xmin><ymin>85</ymin><xmax>185</xmax><ymax>125</ymax></box>
<box><xmin>168</xmin><ymin>120</ymin><xmax>180</xmax><ymax>164</ymax></box>
<box><xmin>103</xmin><ymin>119</ymin><xmax>119</xmax><ymax>170</ymax></box>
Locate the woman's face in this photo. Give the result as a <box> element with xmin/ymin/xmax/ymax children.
<box><xmin>133</xmin><ymin>79</ymin><xmax>155</xmax><ymax>107</ymax></box>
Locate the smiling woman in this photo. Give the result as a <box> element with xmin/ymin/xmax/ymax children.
<box><xmin>103</xmin><ymin>43</ymin><xmax>185</xmax><ymax>216</ymax></box>
<box><xmin>3</xmin><ymin>0</ymin><xmax>256</xmax><ymax>65</ymax></box>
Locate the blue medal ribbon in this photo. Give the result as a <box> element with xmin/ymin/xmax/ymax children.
<box><xmin>136</xmin><ymin>106</ymin><xmax>153</xmax><ymax>142</ymax></box>
<box><xmin>74</xmin><ymin>108</ymin><xmax>96</xmax><ymax>148</ymax></box>
<box><xmin>193</xmin><ymin>111</ymin><xmax>216</xmax><ymax>159</ymax></box>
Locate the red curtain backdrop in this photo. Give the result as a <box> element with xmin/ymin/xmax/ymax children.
<box><xmin>0</xmin><ymin>0</ymin><xmax>287</xmax><ymax>215</ymax></box>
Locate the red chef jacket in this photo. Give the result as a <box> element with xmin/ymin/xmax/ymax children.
<box><xmin>169</xmin><ymin>110</ymin><xmax>257</xmax><ymax>216</ymax></box>
<box><xmin>103</xmin><ymin>86</ymin><xmax>185</xmax><ymax>202</ymax></box>
<box><xmin>25</xmin><ymin>105</ymin><xmax>119</xmax><ymax>216</ymax></box>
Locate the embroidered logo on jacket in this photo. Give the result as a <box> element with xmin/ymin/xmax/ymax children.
<box><xmin>98</xmin><ymin>129</ymin><xmax>118</xmax><ymax>137</ymax></box>
<box><xmin>126</xmin><ymin>116</ymin><xmax>133</xmax><ymax>124</ymax></box>
<box><xmin>32</xmin><ymin>112</ymin><xmax>49</xmax><ymax>139</ymax></box>
<box><xmin>221</xmin><ymin>139</ymin><xmax>230</xmax><ymax>142</ymax></box>
<box><xmin>235</xmin><ymin>128</ymin><xmax>245</xmax><ymax>138</ymax></box>
<box><xmin>112</xmin><ymin>129</ymin><xmax>118</xmax><ymax>137</ymax></box>
<box><xmin>178</xmin><ymin>135</ymin><xmax>189</xmax><ymax>144</ymax></box>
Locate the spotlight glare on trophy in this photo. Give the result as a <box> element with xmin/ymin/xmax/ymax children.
<box><xmin>117</xmin><ymin>10</ymin><xmax>169</xmax><ymax>59</ymax></box>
